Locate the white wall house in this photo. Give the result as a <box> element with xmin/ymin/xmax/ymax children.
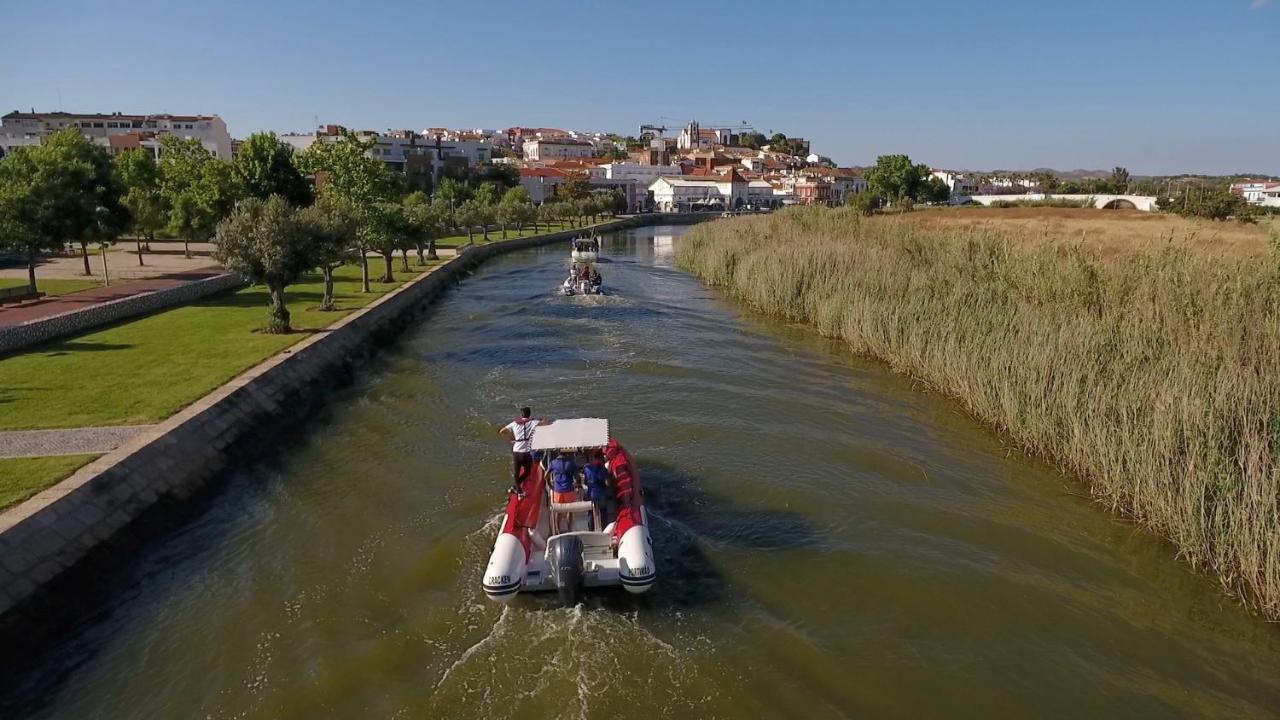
<box><xmin>931</xmin><ymin>170</ymin><xmax>979</xmax><ymax>195</ymax></box>
<box><xmin>1233</xmin><ymin>182</ymin><xmax>1280</xmax><ymax>207</ymax></box>
<box><xmin>523</xmin><ymin>139</ymin><xmax>595</xmax><ymax>161</ymax></box>
<box><xmin>649</xmin><ymin>172</ymin><xmax>749</xmax><ymax>211</ymax></box>
<box><xmin>0</xmin><ymin>110</ymin><xmax>233</xmax><ymax>160</ymax></box>
<box><xmin>283</xmin><ymin>128</ymin><xmax>491</xmax><ymax>180</ymax></box>
<box><xmin>599</xmin><ymin>162</ymin><xmax>682</xmax><ymax>185</ymax></box>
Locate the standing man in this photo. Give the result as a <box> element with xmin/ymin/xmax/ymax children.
<box><xmin>499</xmin><ymin>407</ymin><xmax>552</xmax><ymax>497</ymax></box>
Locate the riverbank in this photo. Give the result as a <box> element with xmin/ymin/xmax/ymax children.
<box><xmin>676</xmin><ymin>206</ymin><xmax>1280</xmax><ymax>619</ymax></box>
<box><xmin>0</xmin><ymin>213</ymin><xmax>710</xmax><ymax>626</ymax></box>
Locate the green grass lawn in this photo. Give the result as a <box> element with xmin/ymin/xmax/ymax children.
<box><xmin>0</xmin><ymin>454</ymin><xmax>99</xmax><ymax>509</ymax></box>
<box><xmin>434</xmin><ymin>221</ymin><xmax>594</xmax><ymax>249</ymax></box>
<box><xmin>0</xmin><ymin>260</ymin><xmax>437</xmax><ymax>431</ymax></box>
<box><xmin>0</xmin><ymin>277</ymin><xmax>104</xmax><ymax>297</ymax></box>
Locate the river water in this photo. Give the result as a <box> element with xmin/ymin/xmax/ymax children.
<box><xmin>6</xmin><ymin>225</ymin><xmax>1280</xmax><ymax>719</ymax></box>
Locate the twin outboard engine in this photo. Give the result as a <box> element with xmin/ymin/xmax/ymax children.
<box><xmin>548</xmin><ymin>535</ymin><xmax>585</xmax><ymax>606</ymax></box>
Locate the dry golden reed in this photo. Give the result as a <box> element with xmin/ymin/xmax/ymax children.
<box><xmin>678</xmin><ymin>206</ymin><xmax>1280</xmax><ymax>618</ymax></box>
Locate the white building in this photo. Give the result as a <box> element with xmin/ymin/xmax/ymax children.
<box><xmin>599</xmin><ymin>162</ymin><xmax>682</xmax><ymax>185</ymax></box>
<box><xmin>649</xmin><ymin>171</ymin><xmax>749</xmax><ymax>212</ymax></box>
<box><xmin>1233</xmin><ymin>182</ymin><xmax>1280</xmax><ymax>207</ymax></box>
<box><xmin>931</xmin><ymin>170</ymin><xmax>979</xmax><ymax>196</ymax></box>
<box><xmin>284</xmin><ymin>126</ymin><xmax>491</xmax><ymax>186</ymax></box>
<box><xmin>0</xmin><ymin>110</ymin><xmax>234</xmax><ymax>160</ymax></box>
<box><xmin>523</xmin><ymin>138</ymin><xmax>595</xmax><ymax>161</ymax></box>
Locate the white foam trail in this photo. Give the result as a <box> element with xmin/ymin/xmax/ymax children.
<box><xmin>433</xmin><ymin>605</ymin><xmax>510</xmax><ymax>692</ymax></box>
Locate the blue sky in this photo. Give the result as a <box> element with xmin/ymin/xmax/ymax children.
<box><xmin>4</xmin><ymin>0</ymin><xmax>1276</xmax><ymax>175</ymax></box>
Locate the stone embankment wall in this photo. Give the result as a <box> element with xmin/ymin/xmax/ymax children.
<box><xmin>0</xmin><ymin>274</ymin><xmax>244</xmax><ymax>356</ymax></box>
<box><xmin>0</xmin><ymin>214</ymin><xmax>711</xmax><ymax>622</ymax></box>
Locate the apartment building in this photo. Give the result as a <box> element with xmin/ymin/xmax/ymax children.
<box><xmin>0</xmin><ymin>110</ymin><xmax>233</xmax><ymax>159</ymax></box>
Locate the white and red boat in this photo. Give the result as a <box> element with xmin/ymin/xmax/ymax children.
<box><xmin>482</xmin><ymin>418</ymin><xmax>655</xmax><ymax>605</ymax></box>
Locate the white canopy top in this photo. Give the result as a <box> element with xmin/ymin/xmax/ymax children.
<box><xmin>531</xmin><ymin>418</ymin><xmax>610</xmax><ymax>451</ymax></box>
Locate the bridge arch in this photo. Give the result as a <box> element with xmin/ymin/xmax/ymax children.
<box><xmin>1100</xmin><ymin>198</ymin><xmax>1137</xmax><ymax>210</ymax></box>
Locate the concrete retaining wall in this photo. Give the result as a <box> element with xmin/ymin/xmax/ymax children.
<box><xmin>0</xmin><ymin>214</ymin><xmax>710</xmax><ymax>622</ymax></box>
<box><xmin>0</xmin><ymin>273</ymin><xmax>245</xmax><ymax>356</ymax></box>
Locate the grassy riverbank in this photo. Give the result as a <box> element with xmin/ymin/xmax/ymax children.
<box><xmin>0</xmin><ymin>261</ymin><xmax>436</xmax><ymax>431</ymax></box>
<box><xmin>677</xmin><ymin>206</ymin><xmax>1280</xmax><ymax>618</ymax></box>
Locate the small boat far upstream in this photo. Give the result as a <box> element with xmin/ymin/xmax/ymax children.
<box><xmin>483</xmin><ymin>418</ymin><xmax>655</xmax><ymax>606</ymax></box>
<box><xmin>570</xmin><ymin>235</ymin><xmax>600</xmax><ymax>263</ymax></box>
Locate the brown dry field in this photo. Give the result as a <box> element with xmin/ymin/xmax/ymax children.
<box><xmin>890</xmin><ymin>207</ymin><xmax>1276</xmax><ymax>257</ymax></box>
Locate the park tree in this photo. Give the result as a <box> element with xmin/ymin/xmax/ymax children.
<box><xmin>0</xmin><ymin>152</ymin><xmax>52</xmax><ymax>293</ymax></box>
<box><xmin>404</xmin><ymin>190</ymin><xmax>444</xmax><ymax>262</ymax></box>
<box><xmin>298</xmin><ymin>195</ymin><xmax>358</xmax><ymax>311</ymax></box>
<box><xmin>845</xmin><ymin>190</ymin><xmax>879</xmax><ymax>216</ymax></box>
<box><xmin>470</xmin><ymin>163</ymin><xmax>520</xmax><ymax>189</ymax></box>
<box><xmin>865</xmin><ymin>154</ymin><xmax>939</xmax><ymax>207</ymax></box>
<box><xmin>233</xmin><ymin>132</ymin><xmax>312</xmax><ymax>206</ymax></box>
<box><xmin>560</xmin><ymin>172</ymin><xmax>592</xmax><ymax>200</ymax></box>
<box><xmin>0</xmin><ymin>128</ymin><xmax>128</xmax><ymax>290</ymax></box>
<box><xmin>454</xmin><ymin>200</ymin><xmax>481</xmax><ymax>244</ymax></box>
<box><xmin>296</xmin><ymin>132</ymin><xmax>398</xmax><ymax>292</ymax></box>
<box><xmin>214</xmin><ymin>195</ymin><xmax>314</xmax><ymax>333</ymax></box>
<box><xmin>1031</xmin><ymin>171</ymin><xmax>1060</xmax><ymax>193</ymax></box>
<box><xmin>365</xmin><ymin>201</ymin><xmax>409</xmax><ymax>282</ymax></box>
<box><xmin>738</xmin><ymin>132</ymin><xmax>766</xmax><ymax>149</ymax></box>
<box><xmin>1108</xmin><ymin>166</ymin><xmax>1131</xmax><ymax>194</ymax></box>
<box><xmin>116</xmin><ymin>148</ymin><xmax>166</xmax><ymax>266</ymax></box>
<box><xmin>435</xmin><ymin>176</ymin><xmax>470</xmax><ymax>210</ymax></box>
<box><xmin>474</xmin><ymin>181</ymin><xmax>501</xmax><ymax>208</ymax></box>
<box><xmin>160</xmin><ymin>136</ymin><xmax>242</xmax><ymax>258</ymax></box>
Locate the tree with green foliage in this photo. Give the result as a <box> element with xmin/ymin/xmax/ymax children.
<box><xmin>560</xmin><ymin>172</ymin><xmax>592</xmax><ymax>200</ymax></box>
<box><xmin>866</xmin><ymin>154</ymin><xmax>919</xmax><ymax>205</ymax></box>
<box><xmin>213</xmin><ymin>195</ymin><xmax>314</xmax><ymax>333</ymax></box>
<box><xmin>473</xmin><ymin>181</ymin><xmax>501</xmax><ymax>208</ymax></box>
<box><xmin>454</xmin><ymin>200</ymin><xmax>481</xmax><ymax>244</ymax></box>
<box><xmin>496</xmin><ymin>185</ymin><xmax>534</xmax><ymax>238</ymax></box>
<box><xmin>0</xmin><ymin>128</ymin><xmax>129</xmax><ymax>289</ymax></box>
<box><xmin>1158</xmin><ymin>186</ymin><xmax>1251</xmax><ymax>222</ymax></box>
<box><xmin>738</xmin><ymin>132</ymin><xmax>766</xmax><ymax>149</ymax></box>
<box><xmin>865</xmin><ymin>154</ymin><xmax>942</xmax><ymax>207</ymax></box>
<box><xmin>1108</xmin><ymin>166</ymin><xmax>1131</xmax><ymax>194</ymax></box>
<box><xmin>537</xmin><ymin>202</ymin><xmax>558</xmax><ymax>232</ymax></box>
<box><xmin>404</xmin><ymin>190</ymin><xmax>445</xmax><ymax>262</ymax></box>
<box><xmin>296</xmin><ymin>132</ymin><xmax>398</xmax><ymax>292</ymax></box>
<box><xmin>160</xmin><ymin>136</ymin><xmax>242</xmax><ymax>258</ymax></box>
<box><xmin>920</xmin><ymin>175</ymin><xmax>951</xmax><ymax>204</ymax></box>
<box><xmin>233</xmin><ymin>132</ymin><xmax>312</xmax><ymax>206</ymax></box>
<box><xmin>298</xmin><ymin>195</ymin><xmax>358</xmax><ymax>311</ymax></box>
<box><xmin>435</xmin><ymin>176</ymin><xmax>470</xmax><ymax>208</ymax></box>
<box><xmin>470</xmin><ymin>162</ymin><xmax>520</xmax><ymax>189</ymax></box>
<box><xmin>845</xmin><ymin>191</ymin><xmax>879</xmax><ymax>216</ymax></box>
<box><xmin>364</xmin><ymin>201</ymin><xmax>409</xmax><ymax>282</ymax></box>
<box><xmin>1031</xmin><ymin>171</ymin><xmax>1060</xmax><ymax>193</ymax></box>
<box><xmin>116</xmin><ymin>148</ymin><xmax>166</xmax><ymax>266</ymax></box>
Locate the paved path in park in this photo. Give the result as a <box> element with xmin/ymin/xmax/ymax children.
<box><xmin>0</xmin><ymin>425</ymin><xmax>156</xmax><ymax>458</ymax></box>
<box><xmin>0</xmin><ymin>267</ymin><xmax>226</xmax><ymax>328</ymax></box>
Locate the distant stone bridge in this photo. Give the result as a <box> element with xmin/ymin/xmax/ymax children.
<box><xmin>959</xmin><ymin>194</ymin><xmax>1159</xmax><ymax>212</ymax></box>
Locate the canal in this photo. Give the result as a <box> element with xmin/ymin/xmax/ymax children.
<box><xmin>6</xmin><ymin>224</ymin><xmax>1280</xmax><ymax>719</ymax></box>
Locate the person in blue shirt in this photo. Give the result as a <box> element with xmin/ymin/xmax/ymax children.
<box><xmin>548</xmin><ymin>451</ymin><xmax>578</xmax><ymax>533</ymax></box>
<box><xmin>582</xmin><ymin>451</ymin><xmax>611</xmax><ymax>531</ymax></box>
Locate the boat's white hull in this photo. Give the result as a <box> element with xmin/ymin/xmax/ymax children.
<box><xmin>571</xmin><ymin>250</ymin><xmax>599</xmax><ymax>263</ymax></box>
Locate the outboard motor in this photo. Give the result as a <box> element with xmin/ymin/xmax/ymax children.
<box><xmin>548</xmin><ymin>535</ymin><xmax>584</xmax><ymax>606</ymax></box>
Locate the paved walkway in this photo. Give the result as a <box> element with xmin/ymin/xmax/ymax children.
<box><xmin>0</xmin><ymin>267</ymin><xmax>226</xmax><ymax>328</ymax></box>
<box><xmin>0</xmin><ymin>425</ymin><xmax>155</xmax><ymax>458</ymax></box>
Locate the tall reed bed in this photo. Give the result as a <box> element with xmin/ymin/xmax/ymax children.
<box><xmin>677</xmin><ymin>206</ymin><xmax>1280</xmax><ymax>617</ymax></box>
